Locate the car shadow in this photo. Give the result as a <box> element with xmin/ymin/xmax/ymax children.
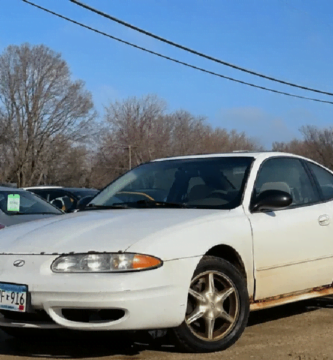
<box><xmin>0</xmin><ymin>329</ymin><xmax>182</xmax><ymax>358</ymax></box>
<box><xmin>0</xmin><ymin>331</ymin><xmax>140</xmax><ymax>358</ymax></box>
<box><xmin>0</xmin><ymin>296</ymin><xmax>333</xmax><ymax>358</ymax></box>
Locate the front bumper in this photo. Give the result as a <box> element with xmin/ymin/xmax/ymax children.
<box><xmin>0</xmin><ymin>255</ymin><xmax>200</xmax><ymax>331</ymax></box>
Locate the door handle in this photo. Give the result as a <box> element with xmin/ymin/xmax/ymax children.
<box><xmin>318</xmin><ymin>214</ymin><xmax>330</xmax><ymax>226</ymax></box>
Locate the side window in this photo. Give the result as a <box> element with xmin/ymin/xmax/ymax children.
<box><xmin>29</xmin><ymin>190</ymin><xmax>48</xmax><ymax>201</ymax></box>
<box><xmin>307</xmin><ymin>162</ymin><xmax>333</xmax><ymax>201</ymax></box>
<box><xmin>254</xmin><ymin>158</ymin><xmax>320</xmax><ymax>207</ymax></box>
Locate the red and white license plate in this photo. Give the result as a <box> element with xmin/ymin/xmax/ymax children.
<box><xmin>0</xmin><ymin>283</ymin><xmax>27</xmax><ymax>312</ymax></box>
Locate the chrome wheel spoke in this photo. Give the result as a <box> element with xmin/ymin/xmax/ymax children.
<box><xmin>188</xmin><ymin>288</ymin><xmax>206</xmax><ymax>303</ymax></box>
<box><xmin>207</xmin><ymin>272</ymin><xmax>215</xmax><ymax>294</ymax></box>
<box><xmin>186</xmin><ymin>307</ymin><xmax>205</xmax><ymax>325</ymax></box>
<box><xmin>220</xmin><ymin>310</ymin><xmax>234</xmax><ymax>324</ymax></box>
<box><xmin>185</xmin><ymin>270</ymin><xmax>239</xmax><ymax>342</ymax></box>
<box><xmin>217</xmin><ymin>287</ymin><xmax>234</xmax><ymax>303</ymax></box>
<box><xmin>205</xmin><ymin>317</ymin><xmax>215</xmax><ymax>340</ymax></box>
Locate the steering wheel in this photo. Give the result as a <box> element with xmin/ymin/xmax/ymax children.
<box><xmin>51</xmin><ymin>198</ymin><xmax>65</xmax><ymax>210</ymax></box>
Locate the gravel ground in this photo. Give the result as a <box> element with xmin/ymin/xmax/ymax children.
<box><xmin>1</xmin><ymin>297</ymin><xmax>333</xmax><ymax>360</ymax></box>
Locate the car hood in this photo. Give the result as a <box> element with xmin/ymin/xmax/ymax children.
<box><xmin>0</xmin><ymin>208</ymin><xmax>228</xmax><ymax>255</ymax></box>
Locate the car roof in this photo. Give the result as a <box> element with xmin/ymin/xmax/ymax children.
<box><xmin>23</xmin><ymin>186</ymin><xmax>97</xmax><ymax>191</ymax></box>
<box><xmin>0</xmin><ymin>186</ymin><xmax>26</xmax><ymax>192</ymax></box>
<box><xmin>23</xmin><ymin>186</ymin><xmax>63</xmax><ymax>190</ymax></box>
<box><xmin>152</xmin><ymin>151</ymin><xmax>302</xmax><ymax>162</ymax></box>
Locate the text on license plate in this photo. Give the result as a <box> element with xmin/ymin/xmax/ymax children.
<box><xmin>0</xmin><ymin>283</ymin><xmax>27</xmax><ymax>312</ymax></box>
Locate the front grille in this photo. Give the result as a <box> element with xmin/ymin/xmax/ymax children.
<box><xmin>61</xmin><ymin>309</ymin><xmax>125</xmax><ymax>323</ymax></box>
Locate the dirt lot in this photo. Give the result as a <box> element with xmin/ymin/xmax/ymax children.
<box><xmin>1</xmin><ymin>297</ymin><xmax>333</xmax><ymax>360</ymax></box>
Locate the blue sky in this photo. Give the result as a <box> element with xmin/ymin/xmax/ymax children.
<box><xmin>1</xmin><ymin>0</ymin><xmax>333</xmax><ymax>148</ymax></box>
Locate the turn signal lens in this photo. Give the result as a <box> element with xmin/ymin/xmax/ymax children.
<box><xmin>133</xmin><ymin>254</ymin><xmax>162</xmax><ymax>269</ymax></box>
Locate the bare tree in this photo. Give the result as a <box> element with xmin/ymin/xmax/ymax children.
<box><xmin>92</xmin><ymin>95</ymin><xmax>260</xmax><ymax>188</ymax></box>
<box><xmin>301</xmin><ymin>126</ymin><xmax>333</xmax><ymax>168</ymax></box>
<box><xmin>42</xmin><ymin>139</ymin><xmax>90</xmax><ymax>187</ymax></box>
<box><xmin>167</xmin><ymin>110</ymin><xmax>210</xmax><ymax>155</ymax></box>
<box><xmin>0</xmin><ymin>43</ymin><xmax>95</xmax><ymax>187</ymax></box>
<box><xmin>272</xmin><ymin>139</ymin><xmax>309</xmax><ymax>157</ymax></box>
<box><xmin>272</xmin><ymin>126</ymin><xmax>333</xmax><ymax>169</ymax></box>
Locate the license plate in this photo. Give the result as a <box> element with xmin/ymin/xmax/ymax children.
<box><xmin>0</xmin><ymin>283</ymin><xmax>27</xmax><ymax>312</ymax></box>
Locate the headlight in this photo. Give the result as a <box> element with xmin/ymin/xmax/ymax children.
<box><xmin>51</xmin><ymin>253</ymin><xmax>162</xmax><ymax>273</ymax></box>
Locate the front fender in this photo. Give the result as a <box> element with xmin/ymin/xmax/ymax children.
<box><xmin>127</xmin><ymin>207</ymin><xmax>254</xmax><ymax>298</ymax></box>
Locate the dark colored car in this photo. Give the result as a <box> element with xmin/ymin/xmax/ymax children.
<box><xmin>0</xmin><ymin>187</ymin><xmax>63</xmax><ymax>228</ymax></box>
<box><xmin>23</xmin><ymin>186</ymin><xmax>99</xmax><ymax>212</ymax></box>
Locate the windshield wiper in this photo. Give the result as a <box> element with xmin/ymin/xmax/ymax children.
<box><xmin>81</xmin><ymin>204</ymin><xmax>129</xmax><ymax>210</ymax></box>
<box><xmin>81</xmin><ymin>201</ymin><xmax>191</xmax><ymax>210</ymax></box>
<box><xmin>128</xmin><ymin>200</ymin><xmax>191</xmax><ymax>208</ymax></box>
<box><xmin>6</xmin><ymin>211</ymin><xmax>32</xmax><ymax>215</ymax></box>
<box><xmin>5</xmin><ymin>212</ymin><xmax>26</xmax><ymax>215</ymax></box>
<box><xmin>6</xmin><ymin>211</ymin><xmax>59</xmax><ymax>215</ymax></box>
<box><xmin>32</xmin><ymin>212</ymin><xmax>61</xmax><ymax>215</ymax></box>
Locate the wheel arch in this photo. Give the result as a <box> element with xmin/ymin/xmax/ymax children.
<box><xmin>205</xmin><ymin>245</ymin><xmax>247</xmax><ymax>282</ymax></box>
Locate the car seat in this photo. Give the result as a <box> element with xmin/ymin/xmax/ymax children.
<box><xmin>188</xmin><ymin>184</ymin><xmax>214</xmax><ymax>202</ymax></box>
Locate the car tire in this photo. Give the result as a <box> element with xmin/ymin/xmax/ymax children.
<box><xmin>171</xmin><ymin>255</ymin><xmax>249</xmax><ymax>353</ymax></box>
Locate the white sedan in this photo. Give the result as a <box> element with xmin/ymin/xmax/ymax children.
<box><xmin>0</xmin><ymin>151</ymin><xmax>333</xmax><ymax>353</ymax></box>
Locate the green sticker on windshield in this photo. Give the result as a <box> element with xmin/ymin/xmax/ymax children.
<box><xmin>7</xmin><ymin>194</ymin><xmax>20</xmax><ymax>212</ymax></box>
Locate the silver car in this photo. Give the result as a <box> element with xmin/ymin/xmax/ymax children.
<box><xmin>0</xmin><ymin>187</ymin><xmax>63</xmax><ymax>228</ymax></box>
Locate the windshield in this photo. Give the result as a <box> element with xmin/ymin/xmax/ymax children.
<box><xmin>0</xmin><ymin>190</ymin><xmax>63</xmax><ymax>215</ymax></box>
<box><xmin>91</xmin><ymin>157</ymin><xmax>254</xmax><ymax>210</ymax></box>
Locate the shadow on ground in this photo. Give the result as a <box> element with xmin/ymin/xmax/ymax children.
<box><xmin>0</xmin><ymin>296</ymin><xmax>333</xmax><ymax>358</ymax></box>
<box><xmin>0</xmin><ymin>329</ymin><xmax>178</xmax><ymax>358</ymax></box>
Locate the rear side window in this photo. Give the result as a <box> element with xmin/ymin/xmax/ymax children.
<box><xmin>307</xmin><ymin>162</ymin><xmax>333</xmax><ymax>201</ymax></box>
<box><xmin>28</xmin><ymin>189</ymin><xmax>48</xmax><ymax>200</ymax></box>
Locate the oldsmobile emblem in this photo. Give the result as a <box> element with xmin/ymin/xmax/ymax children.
<box><xmin>13</xmin><ymin>260</ymin><xmax>25</xmax><ymax>267</ymax></box>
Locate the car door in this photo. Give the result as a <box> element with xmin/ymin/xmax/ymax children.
<box><xmin>306</xmin><ymin>161</ymin><xmax>333</xmax><ymax>276</ymax></box>
<box><xmin>247</xmin><ymin>157</ymin><xmax>333</xmax><ymax>300</ymax></box>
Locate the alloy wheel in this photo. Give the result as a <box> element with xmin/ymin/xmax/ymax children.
<box><xmin>185</xmin><ymin>270</ymin><xmax>239</xmax><ymax>341</ymax></box>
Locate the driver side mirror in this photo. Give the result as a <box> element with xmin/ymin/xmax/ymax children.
<box><xmin>251</xmin><ymin>190</ymin><xmax>292</xmax><ymax>212</ymax></box>
<box><xmin>77</xmin><ymin>195</ymin><xmax>94</xmax><ymax>211</ymax></box>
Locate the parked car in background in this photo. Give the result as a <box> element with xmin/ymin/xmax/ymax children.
<box><xmin>23</xmin><ymin>186</ymin><xmax>98</xmax><ymax>212</ymax></box>
<box><xmin>0</xmin><ymin>186</ymin><xmax>63</xmax><ymax>228</ymax></box>
<box><xmin>3</xmin><ymin>152</ymin><xmax>333</xmax><ymax>352</ymax></box>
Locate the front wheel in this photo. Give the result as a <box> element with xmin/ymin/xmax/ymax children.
<box><xmin>171</xmin><ymin>256</ymin><xmax>249</xmax><ymax>353</ymax></box>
